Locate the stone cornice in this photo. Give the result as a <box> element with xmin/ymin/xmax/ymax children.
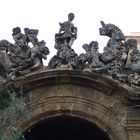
<box><xmin>127</xmin><ymin>118</ymin><xmax>140</xmax><ymax>130</ymax></box>
<box><xmin>8</xmin><ymin>69</ymin><xmax>139</xmax><ymax>101</ymax></box>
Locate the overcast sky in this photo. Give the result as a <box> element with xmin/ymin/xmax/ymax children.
<box><xmin>0</xmin><ymin>0</ymin><xmax>140</xmax><ymax>64</ymax></box>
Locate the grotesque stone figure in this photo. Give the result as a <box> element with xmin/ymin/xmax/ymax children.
<box><xmin>24</xmin><ymin>28</ymin><xmax>39</xmax><ymax>45</ymax></box>
<box><xmin>79</xmin><ymin>41</ymin><xmax>105</xmax><ymax>71</ymax></box>
<box><xmin>98</xmin><ymin>22</ymin><xmax>140</xmax><ymax>87</ymax></box>
<box><xmin>48</xmin><ymin>13</ymin><xmax>78</xmax><ymax>69</ymax></box>
<box><xmin>0</xmin><ymin>17</ymin><xmax>140</xmax><ymax>88</ymax></box>
<box><xmin>0</xmin><ymin>27</ymin><xmax>50</xmax><ymax>80</ymax></box>
<box><xmin>99</xmin><ymin>21</ymin><xmax>128</xmax><ymax>77</ymax></box>
<box><xmin>114</xmin><ymin>39</ymin><xmax>138</xmax><ymax>84</ymax></box>
<box><xmin>127</xmin><ymin>48</ymin><xmax>140</xmax><ymax>86</ymax></box>
<box><xmin>99</xmin><ymin>21</ymin><xmax>126</xmax><ymax>63</ymax></box>
<box><xmin>99</xmin><ymin>21</ymin><xmax>125</xmax><ymax>50</ymax></box>
<box><xmin>125</xmin><ymin>39</ymin><xmax>137</xmax><ymax>65</ymax></box>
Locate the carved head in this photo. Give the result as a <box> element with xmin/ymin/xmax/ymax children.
<box><xmin>99</xmin><ymin>21</ymin><xmax>111</xmax><ymax>37</ymax></box>
<box><xmin>0</xmin><ymin>40</ymin><xmax>12</xmax><ymax>52</ymax></box>
<box><xmin>99</xmin><ymin>21</ymin><xmax>125</xmax><ymax>41</ymax></box>
<box><xmin>12</xmin><ymin>27</ymin><xmax>27</xmax><ymax>46</ymax></box>
<box><xmin>68</xmin><ymin>13</ymin><xmax>74</xmax><ymax>21</ymax></box>
<box><xmin>24</xmin><ymin>28</ymin><xmax>38</xmax><ymax>45</ymax></box>
<box><xmin>82</xmin><ymin>44</ymin><xmax>91</xmax><ymax>52</ymax></box>
<box><xmin>89</xmin><ymin>41</ymin><xmax>99</xmax><ymax>52</ymax></box>
<box><xmin>12</xmin><ymin>27</ymin><xmax>22</xmax><ymax>41</ymax></box>
<box><xmin>125</xmin><ymin>39</ymin><xmax>137</xmax><ymax>50</ymax></box>
<box><xmin>24</xmin><ymin>28</ymin><xmax>38</xmax><ymax>36</ymax></box>
<box><xmin>12</xmin><ymin>27</ymin><xmax>21</xmax><ymax>36</ymax></box>
<box><xmin>130</xmin><ymin>48</ymin><xmax>140</xmax><ymax>62</ymax></box>
<box><xmin>36</xmin><ymin>40</ymin><xmax>50</xmax><ymax>59</ymax></box>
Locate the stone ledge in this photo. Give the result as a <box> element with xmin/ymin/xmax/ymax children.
<box><xmin>7</xmin><ymin>68</ymin><xmax>139</xmax><ymax>101</ymax></box>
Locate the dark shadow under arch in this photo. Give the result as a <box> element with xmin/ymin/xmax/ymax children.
<box><xmin>24</xmin><ymin>116</ymin><xmax>110</xmax><ymax>140</ymax></box>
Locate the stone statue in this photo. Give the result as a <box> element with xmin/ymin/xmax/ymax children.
<box><xmin>127</xmin><ymin>48</ymin><xmax>140</xmax><ymax>86</ymax></box>
<box><xmin>125</xmin><ymin>39</ymin><xmax>137</xmax><ymax>65</ymax></box>
<box><xmin>99</xmin><ymin>21</ymin><xmax>127</xmax><ymax>77</ymax></box>
<box><xmin>113</xmin><ymin>39</ymin><xmax>138</xmax><ymax>84</ymax></box>
<box><xmin>48</xmin><ymin>13</ymin><xmax>78</xmax><ymax>69</ymax></box>
<box><xmin>55</xmin><ymin>13</ymin><xmax>77</xmax><ymax>47</ymax></box>
<box><xmin>99</xmin><ymin>21</ymin><xmax>125</xmax><ymax>50</ymax></box>
<box><xmin>24</xmin><ymin>28</ymin><xmax>39</xmax><ymax>45</ymax></box>
<box><xmin>0</xmin><ymin>17</ymin><xmax>139</xmax><ymax>88</ymax></box>
<box><xmin>98</xmin><ymin>22</ymin><xmax>140</xmax><ymax>87</ymax></box>
<box><xmin>0</xmin><ymin>27</ymin><xmax>50</xmax><ymax>80</ymax></box>
<box><xmin>79</xmin><ymin>41</ymin><xmax>105</xmax><ymax>71</ymax></box>
<box><xmin>99</xmin><ymin>21</ymin><xmax>126</xmax><ymax>62</ymax></box>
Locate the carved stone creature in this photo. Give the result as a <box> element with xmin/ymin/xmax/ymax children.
<box><xmin>128</xmin><ymin>48</ymin><xmax>140</xmax><ymax>86</ymax></box>
<box><xmin>115</xmin><ymin>39</ymin><xmax>138</xmax><ymax>84</ymax></box>
<box><xmin>79</xmin><ymin>41</ymin><xmax>105</xmax><ymax>71</ymax></box>
<box><xmin>99</xmin><ymin>21</ymin><xmax>125</xmax><ymax>50</ymax></box>
<box><xmin>99</xmin><ymin>21</ymin><xmax>125</xmax><ymax>62</ymax></box>
<box><xmin>48</xmin><ymin>13</ymin><xmax>78</xmax><ymax>69</ymax></box>
<box><xmin>48</xmin><ymin>44</ymin><xmax>78</xmax><ymax>69</ymax></box>
<box><xmin>24</xmin><ymin>28</ymin><xmax>39</xmax><ymax>45</ymax></box>
<box><xmin>125</xmin><ymin>39</ymin><xmax>137</xmax><ymax>64</ymax></box>
<box><xmin>99</xmin><ymin>21</ymin><xmax>127</xmax><ymax>77</ymax></box>
<box><xmin>0</xmin><ymin>27</ymin><xmax>49</xmax><ymax>80</ymax></box>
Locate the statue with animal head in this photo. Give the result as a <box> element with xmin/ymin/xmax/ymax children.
<box><xmin>99</xmin><ymin>21</ymin><xmax>127</xmax><ymax>76</ymax></box>
<box><xmin>99</xmin><ymin>21</ymin><xmax>125</xmax><ymax>50</ymax></box>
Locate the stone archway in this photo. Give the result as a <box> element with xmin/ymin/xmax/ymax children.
<box><xmin>19</xmin><ymin>93</ymin><xmax>127</xmax><ymax>140</ymax></box>
<box><xmin>9</xmin><ymin>70</ymin><xmax>129</xmax><ymax>140</ymax></box>
<box><xmin>24</xmin><ymin>116</ymin><xmax>110</xmax><ymax>140</ymax></box>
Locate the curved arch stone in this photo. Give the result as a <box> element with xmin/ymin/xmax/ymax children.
<box><xmin>5</xmin><ymin>69</ymin><xmax>130</xmax><ymax>140</ymax></box>
<box><xmin>21</xmin><ymin>97</ymin><xmax>127</xmax><ymax>140</ymax></box>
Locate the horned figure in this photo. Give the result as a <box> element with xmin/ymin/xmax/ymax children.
<box><xmin>99</xmin><ymin>21</ymin><xmax>128</xmax><ymax>77</ymax></box>
<box><xmin>99</xmin><ymin>21</ymin><xmax>125</xmax><ymax>51</ymax></box>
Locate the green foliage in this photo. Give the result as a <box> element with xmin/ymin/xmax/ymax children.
<box><xmin>0</xmin><ymin>90</ymin><xmax>33</xmax><ymax>140</ymax></box>
<box><xmin>7</xmin><ymin>129</ymin><xmax>25</xmax><ymax>140</ymax></box>
<box><xmin>0</xmin><ymin>98</ymin><xmax>9</xmax><ymax>109</ymax></box>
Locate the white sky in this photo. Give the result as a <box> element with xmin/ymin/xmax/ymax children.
<box><xmin>0</xmin><ymin>0</ymin><xmax>140</xmax><ymax>65</ymax></box>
